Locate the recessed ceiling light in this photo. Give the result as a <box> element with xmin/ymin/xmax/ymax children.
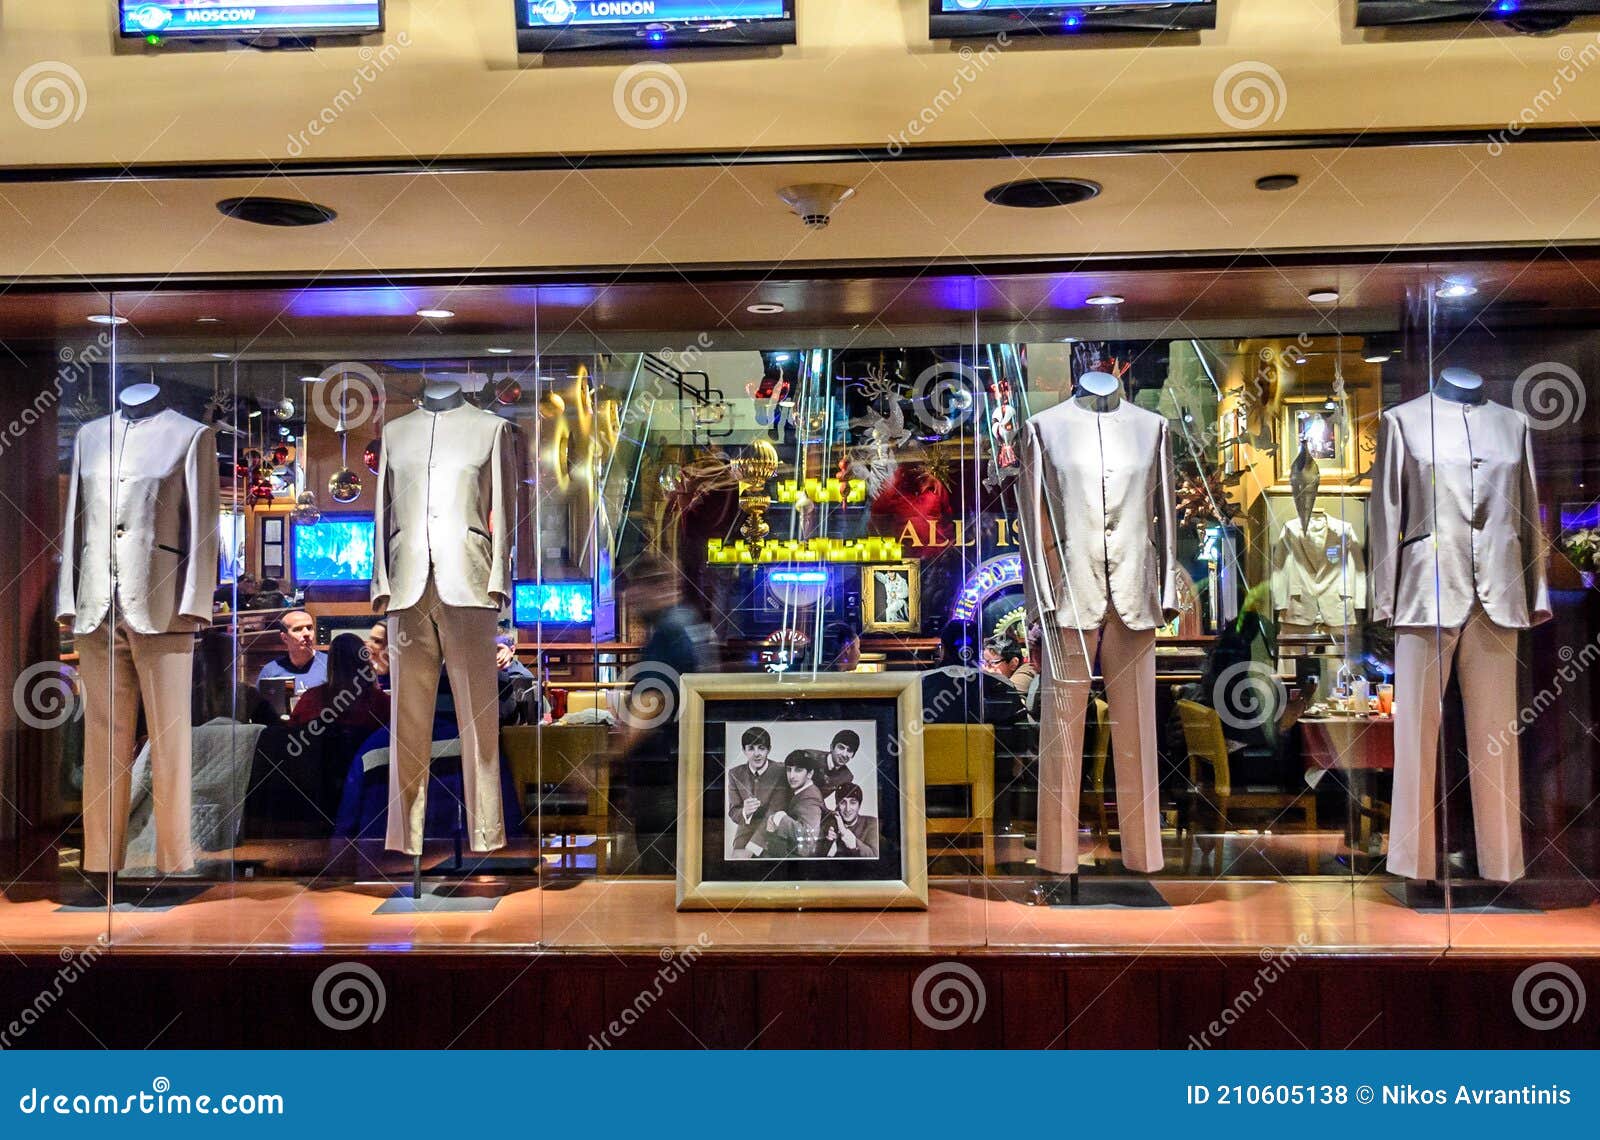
<box><xmin>984</xmin><ymin>178</ymin><xmax>1102</xmax><ymax>209</ymax></box>
<box><xmin>87</xmin><ymin>314</ymin><xmax>128</xmax><ymax>326</ymax></box>
<box><xmin>211</xmin><ymin>352</ymin><xmax>232</xmax><ymax>359</ymax></box>
<box><xmin>486</xmin><ymin>347</ymin><xmax>514</xmax><ymax>355</ymax></box>
<box><xmin>747</xmin><ymin>303</ymin><xmax>786</xmax><ymax>314</ymax></box>
<box><xmin>1364</xmin><ymin>350</ymin><xmax>1393</xmax><ymax>364</ymax></box>
<box><xmin>1308</xmin><ymin>289</ymin><xmax>1340</xmax><ymax>304</ymax></box>
<box><xmin>216</xmin><ymin>196</ymin><xmax>337</xmax><ymax>228</ymax></box>
<box><xmin>416</xmin><ymin>308</ymin><xmax>455</xmax><ymax>320</ymax></box>
<box><xmin>197</xmin><ymin>316</ymin><xmax>222</xmax><ymax>324</ymax></box>
<box><xmin>299</xmin><ymin>375</ymin><xmax>324</xmax><ymax>384</ymax></box>
<box><xmin>1086</xmin><ymin>294</ymin><xmax>1124</xmax><ymax>307</ymax></box>
<box><xmin>1438</xmin><ymin>282</ymin><xmax>1478</xmax><ymax>300</ymax></box>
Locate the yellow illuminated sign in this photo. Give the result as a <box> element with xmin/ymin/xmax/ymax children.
<box><xmin>706</xmin><ymin>536</ymin><xmax>906</xmax><ymax>564</ymax></box>
<box><xmin>774</xmin><ymin>478</ymin><xmax>868</xmax><ymax>505</ymax></box>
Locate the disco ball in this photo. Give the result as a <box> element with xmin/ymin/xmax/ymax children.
<box><xmin>273</xmin><ymin>397</ymin><xmax>296</xmax><ymax>422</ymax></box>
<box><xmin>362</xmin><ymin>438</ymin><xmax>381</xmax><ymax>474</ymax></box>
<box><xmin>328</xmin><ymin>466</ymin><xmax>363</xmax><ymax>503</ymax></box>
<box><xmin>290</xmin><ymin>491</ymin><xmax>322</xmax><ymax>526</ymax></box>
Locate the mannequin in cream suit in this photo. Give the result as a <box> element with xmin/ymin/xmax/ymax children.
<box><xmin>372</xmin><ymin>381</ymin><xmax>518</xmax><ymax>856</ymax></box>
<box><xmin>1369</xmin><ymin>368</ymin><xmax>1551</xmax><ymax>883</ymax></box>
<box><xmin>1018</xmin><ymin>373</ymin><xmax>1180</xmax><ymax>875</ymax></box>
<box><xmin>1272</xmin><ymin>509</ymin><xmax>1366</xmax><ymax>632</ymax></box>
<box><xmin>57</xmin><ymin>384</ymin><xmax>220</xmax><ymax>874</ymax></box>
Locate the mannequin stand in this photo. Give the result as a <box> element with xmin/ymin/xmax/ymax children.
<box><xmin>56</xmin><ymin>871</ymin><xmax>210</xmax><ymax>912</ymax></box>
<box><xmin>1028</xmin><ymin>872</ymin><xmax>1169</xmax><ymax>909</ymax></box>
<box><xmin>373</xmin><ymin>805</ymin><xmax>513</xmax><ymax>914</ymax></box>
<box><xmin>1385</xmin><ymin>879</ymin><xmax>1540</xmax><ymax>915</ymax></box>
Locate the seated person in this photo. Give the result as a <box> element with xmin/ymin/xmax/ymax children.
<box><xmin>289</xmin><ymin>632</ymin><xmax>390</xmax><ymax>735</ymax></box>
<box><xmin>495</xmin><ymin>633</ymin><xmax>536</xmax><ymax>724</ymax></box>
<box><xmin>363</xmin><ymin>621</ymin><xmax>391</xmax><ymax>692</ymax></box>
<box><xmin>825</xmin><ymin>619</ymin><xmax>862</xmax><ymax>672</ymax></box>
<box><xmin>246</xmin><ymin>577</ymin><xmax>290</xmax><ymax>610</ymax></box>
<box><xmin>985</xmin><ymin>640</ymin><xmax>1035</xmax><ymax>696</ymax></box>
<box><xmin>727</xmin><ymin>726</ymin><xmax>786</xmax><ymax>851</ymax></box>
<box><xmin>822</xmin><ymin>782</ymin><xmax>878</xmax><ymax>858</ymax></box>
<box><xmin>744</xmin><ymin>750</ymin><xmax>825</xmax><ymax>859</ymax></box>
<box><xmin>256</xmin><ymin>610</ymin><xmax>328</xmax><ymax>694</ymax></box>
<box><xmin>921</xmin><ymin>620</ymin><xmax>1026</xmax><ymax>725</ymax></box>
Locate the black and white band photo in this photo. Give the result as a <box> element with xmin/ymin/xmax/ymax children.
<box><xmin>723</xmin><ymin>720</ymin><xmax>880</xmax><ymax>861</ymax></box>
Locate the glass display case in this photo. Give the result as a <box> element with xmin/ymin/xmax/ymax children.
<box><xmin>1</xmin><ymin>255</ymin><xmax>1596</xmax><ymax>955</ymax></box>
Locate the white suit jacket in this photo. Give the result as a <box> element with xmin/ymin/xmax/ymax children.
<box><xmin>1368</xmin><ymin>393</ymin><xmax>1551</xmax><ymax>630</ymax></box>
<box><xmin>1018</xmin><ymin>397</ymin><xmax>1180</xmax><ymax>632</ymax></box>
<box><xmin>56</xmin><ymin>410</ymin><xmax>221</xmax><ymax>636</ymax></box>
<box><xmin>1271</xmin><ymin>512</ymin><xmax>1367</xmax><ymax>626</ymax></box>
<box><xmin>371</xmin><ymin>404</ymin><xmax>518</xmax><ymax>614</ymax></box>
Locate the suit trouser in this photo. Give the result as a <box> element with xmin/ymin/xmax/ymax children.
<box><xmin>76</xmin><ymin>622</ymin><xmax>195</xmax><ymax>873</ymax></box>
<box><xmin>1037</xmin><ymin>611</ymin><xmax>1164</xmax><ymax>874</ymax></box>
<box><xmin>386</xmin><ymin>575</ymin><xmax>506</xmax><ymax>856</ymax></box>
<box><xmin>1390</xmin><ymin>607</ymin><xmax>1525</xmax><ymax>883</ymax></box>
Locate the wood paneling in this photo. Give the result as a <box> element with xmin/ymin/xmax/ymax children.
<box><xmin>5</xmin><ymin>952</ymin><xmax>1596</xmax><ymax>1050</ymax></box>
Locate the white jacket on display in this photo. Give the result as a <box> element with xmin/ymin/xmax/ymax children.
<box><xmin>371</xmin><ymin>403</ymin><xmax>518</xmax><ymax>614</ymax></box>
<box><xmin>1271</xmin><ymin>511</ymin><xmax>1367</xmax><ymax>627</ymax></box>
<box><xmin>56</xmin><ymin>410</ymin><xmax>221</xmax><ymax>636</ymax></box>
<box><xmin>1368</xmin><ymin>393</ymin><xmax>1551</xmax><ymax>630</ymax></box>
<box><xmin>1018</xmin><ymin>396</ymin><xmax>1181</xmax><ymax>632</ymax></box>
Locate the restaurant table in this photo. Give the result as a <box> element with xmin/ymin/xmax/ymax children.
<box><xmin>1299</xmin><ymin>714</ymin><xmax>1394</xmax><ymax>856</ymax></box>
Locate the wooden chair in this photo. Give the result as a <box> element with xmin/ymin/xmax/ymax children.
<box><xmin>921</xmin><ymin>723</ymin><xmax>997</xmax><ymax>874</ymax></box>
<box><xmin>1175</xmin><ymin>700</ymin><xmax>1318</xmax><ymax>875</ymax></box>
<box><xmin>501</xmin><ymin>724</ymin><xmax>613</xmax><ymax>873</ymax></box>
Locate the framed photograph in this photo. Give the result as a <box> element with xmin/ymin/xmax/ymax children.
<box><xmin>1277</xmin><ymin>396</ymin><xmax>1357</xmax><ymax>483</ymax></box>
<box><xmin>676</xmin><ymin>672</ymin><xmax>928</xmax><ymax>911</ymax></box>
<box><xmin>861</xmin><ymin>561</ymin><xmax>921</xmax><ymax>633</ymax></box>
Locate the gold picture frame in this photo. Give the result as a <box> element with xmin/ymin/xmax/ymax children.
<box><xmin>1277</xmin><ymin>395</ymin><xmax>1357</xmax><ymax>483</ymax></box>
<box><xmin>860</xmin><ymin>560</ymin><xmax>921</xmax><ymax>633</ymax></box>
<box><xmin>676</xmin><ymin>671</ymin><xmax>928</xmax><ymax>911</ymax></box>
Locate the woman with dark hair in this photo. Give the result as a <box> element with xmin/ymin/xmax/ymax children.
<box><xmin>288</xmin><ymin>632</ymin><xmax>390</xmax><ymax>733</ymax></box>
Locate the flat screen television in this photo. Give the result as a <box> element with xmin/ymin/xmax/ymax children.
<box><xmin>292</xmin><ymin>515</ymin><xmax>375</xmax><ymax>587</ymax></box>
<box><xmin>929</xmin><ymin>1</ymin><xmax>1217</xmax><ymax>37</ymax></box>
<box><xmin>513</xmin><ymin>580</ymin><xmax>596</xmax><ymax>626</ymax></box>
<box><xmin>516</xmin><ymin>0</ymin><xmax>797</xmax><ymax>52</ymax></box>
<box><xmin>1358</xmin><ymin>1</ymin><xmax>1600</xmax><ymax>27</ymax></box>
<box><xmin>120</xmin><ymin>1</ymin><xmax>385</xmax><ymax>40</ymax></box>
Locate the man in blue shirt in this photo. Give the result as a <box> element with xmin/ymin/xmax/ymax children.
<box><xmin>256</xmin><ymin>610</ymin><xmax>328</xmax><ymax>693</ymax></box>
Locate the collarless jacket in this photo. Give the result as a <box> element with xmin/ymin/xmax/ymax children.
<box><xmin>372</xmin><ymin>404</ymin><xmax>518</xmax><ymax>614</ymax></box>
<box><xmin>1368</xmin><ymin>393</ymin><xmax>1551</xmax><ymax>630</ymax></box>
<box><xmin>1018</xmin><ymin>398</ymin><xmax>1180</xmax><ymax>632</ymax></box>
<box><xmin>1272</xmin><ymin>513</ymin><xmax>1367</xmax><ymax>627</ymax></box>
<box><xmin>56</xmin><ymin>410</ymin><xmax>220</xmax><ymax>636</ymax></box>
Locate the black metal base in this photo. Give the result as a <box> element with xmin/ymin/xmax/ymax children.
<box><xmin>1031</xmin><ymin>875</ymin><xmax>1170</xmax><ymax>909</ymax></box>
<box><xmin>1384</xmin><ymin>880</ymin><xmax>1542</xmax><ymax>914</ymax></box>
